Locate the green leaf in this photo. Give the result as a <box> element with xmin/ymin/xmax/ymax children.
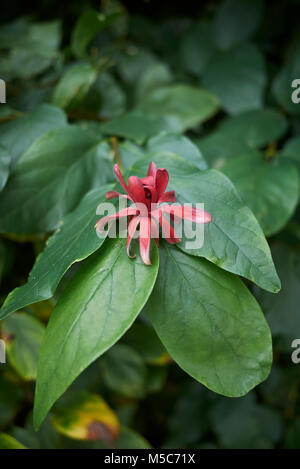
<box><xmin>14</xmin><ymin>20</ymin><xmax>61</xmax><ymax>58</ymax></box>
<box><xmin>53</xmin><ymin>63</ymin><xmax>98</xmax><ymax>110</ymax></box>
<box><xmin>148</xmin><ymin>244</ymin><xmax>272</xmax><ymax>397</ymax></box>
<box><xmin>0</xmin><ymin>20</ymin><xmax>61</xmax><ymax>80</ymax></box>
<box><xmin>118</xmin><ymin>140</ymin><xmax>146</xmax><ymax>170</ymax></box>
<box><xmin>135</xmin><ymin>62</ymin><xmax>173</xmax><ymax>103</ymax></box>
<box><xmin>166</xmin><ymin>382</ymin><xmax>211</xmax><ymax>447</ymax></box>
<box><xmin>100</xmin><ymin>0</ymin><xmax>128</xmax><ymax>38</ymax></box>
<box><xmin>179</xmin><ymin>21</ymin><xmax>216</xmax><ymax>76</ymax></box>
<box><xmin>71</xmin><ymin>9</ymin><xmax>121</xmax><ymax>59</ymax></box>
<box><xmin>272</xmin><ymin>48</ymin><xmax>300</xmax><ymax>115</ymax></box>
<box><xmin>212</xmin><ymin>0</ymin><xmax>263</xmax><ymax>50</ymax></box>
<box><xmin>211</xmin><ymin>394</ymin><xmax>282</xmax><ymax>449</ymax></box>
<box><xmin>116</xmin><ymin>47</ymin><xmax>158</xmax><ymax>85</ymax></box>
<box><xmin>131</xmin><ymin>153</ymin><xmax>280</xmax><ymax>292</ymax></box>
<box><xmin>0</xmin><ymin>186</ymin><xmax>112</xmax><ymax>320</ymax></box>
<box><xmin>254</xmin><ymin>244</ymin><xmax>300</xmax><ymax>351</ymax></box>
<box><xmin>0</xmin><ymin>17</ymin><xmax>31</xmax><ymax>49</ymax></box>
<box><xmin>100</xmin><ymin>110</ymin><xmax>179</xmax><ymax>145</ymax></box>
<box><xmin>197</xmin><ymin>109</ymin><xmax>288</xmax><ymax>168</ymax></box>
<box><xmin>202</xmin><ymin>43</ymin><xmax>266</xmax><ymax>114</ymax></box>
<box><xmin>282</xmin><ymin>135</ymin><xmax>300</xmax><ymax>173</ymax></box>
<box><xmin>116</xmin><ymin>426</ymin><xmax>152</xmax><ymax>449</ymax></box>
<box><xmin>147</xmin><ymin>133</ymin><xmax>208</xmax><ymax>170</ymax></box>
<box><xmin>0</xmin><ymin>104</ymin><xmax>67</xmax><ymax>166</ymax></box>
<box><xmin>124</xmin><ymin>319</ymin><xmax>167</xmax><ymax>364</ymax></box>
<box><xmin>93</xmin><ymin>72</ymin><xmax>126</xmax><ymax>119</ymax></box>
<box><xmin>0</xmin><ymin>126</ymin><xmax>113</xmax><ymax>233</ymax></box>
<box><xmin>217</xmin><ymin>109</ymin><xmax>288</xmax><ymax>147</ymax></box>
<box><xmin>101</xmin><ymin>344</ymin><xmax>147</xmax><ymax>398</ymax></box>
<box><xmin>222</xmin><ymin>153</ymin><xmax>299</xmax><ymax>236</ymax></box>
<box><xmin>136</xmin><ymin>84</ymin><xmax>219</xmax><ymax>131</ymax></box>
<box><xmin>0</xmin><ymin>145</ymin><xmax>10</xmax><ymax>191</ymax></box>
<box><xmin>285</xmin><ymin>418</ymin><xmax>300</xmax><ymax>449</ymax></box>
<box><xmin>2</xmin><ymin>312</ymin><xmax>45</xmax><ymax>380</ymax></box>
<box><xmin>0</xmin><ymin>433</ymin><xmax>27</xmax><ymax>449</ymax></box>
<box><xmin>33</xmin><ymin>238</ymin><xmax>159</xmax><ymax>429</ymax></box>
<box><xmin>0</xmin><ymin>373</ymin><xmax>24</xmax><ymax>427</ymax></box>
<box><xmin>52</xmin><ymin>391</ymin><xmax>120</xmax><ymax>445</ymax></box>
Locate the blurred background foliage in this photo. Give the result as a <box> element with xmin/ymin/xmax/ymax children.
<box><xmin>0</xmin><ymin>0</ymin><xmax>300</xmax><ymax>449</ymax></box>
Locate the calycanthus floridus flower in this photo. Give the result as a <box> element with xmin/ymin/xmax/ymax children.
<box><xmin>95</xmin><ymin>162</ymin><xmax>212</xmax><ymax>265</ymax></box>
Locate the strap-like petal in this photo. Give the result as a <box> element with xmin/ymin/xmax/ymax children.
<box><xmin>106</xmin><ymin>190</ymin><xmax>132</xmax><ymax>201</ymax></box>
<box><xmin>114</xmin><ymin>164</ymin><xmax>132</xmax><ymax>198</ymax></box>
<box><xmin>159</xmin><ymin>205</ymin><xmax>212</xmax><ymax>223</ymax></box>
<box><xmin>127</xmin><ymin>216</ymin><xmax>141</xmax><ymax>258</ymax></box>
<box><xmin>139</xmin><ymin>217</ymin><xmax>152</xmax><ymax>265</ymax></box>
<box><xmin>95</xmin><ymin>207</ymin><xmax>139</xmax><ymax>233</ymax></box>
<box><xmin>151</xmin><ymin>210</ymin><xmax>181</xmax><ymax>244</ymax></box>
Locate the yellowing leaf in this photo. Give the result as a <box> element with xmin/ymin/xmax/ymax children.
<box><xmin>52</xmin><ymin>392</ymin><xmax>120</xmax><ymax>446</ymax></box>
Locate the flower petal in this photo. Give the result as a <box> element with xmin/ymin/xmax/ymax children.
<box><xmin>127</xmin><ymin>216</ymin><xmax>141</xmax><ymax>258</ymax></box>
<box><xmin>144</xmin><ymin>184</ymin><xmax>158</xmax><ymax>204</ymax></box>
<box><xmin>139</xmin><ymin>217</ymin><xmax>152</xmax><ymax>265</ymax></box>
<box><xmin>157</xmin><ymin>191</ymin><xmax>176</xmax><ymax>204</ymax></box>
<box><xmin>128</xmin><ymin>176</ymin><xmax>147</xmax><ymax>205</ymax></box>
<box><xmin>106</xmin><ymin>190</ymin><xmax>132</xmax><ymax>201</ymax></box>
<box><xmin>95</xmin><ymin>207</ymin><xmax>139</xmax><ymax>233</ymax></box>
<box><xmin>151</xmin><ymin>210</ymin><xmax>181</xmax><ymax>244</ymax></box>
<box><xmin>147</xmin><ymin>161</ymin><xmax>157</xmax><ymax>178</ymax></box>
<box><xmin>155</xmin><ymin>168</ymin><xmax>169</xmax><ymax>198</ymax></box>
<box><xmin>159</xmin><ymin>205</ymin><xmax>212</xmax><ymax>223</ymax></box>
<box><xmin>141</xmin><ymin>176</ymin><xmax>155</xmax><ymax>186</ymax></box>
<box><xmin>114</xmin><ymin>164</ymin><xmax>132</xmax><ymax>198</ymax></box>
<box><xmin>150</xmin><ymin>217</ymin><xmax>160</xmax><ymax>247</ymax></box>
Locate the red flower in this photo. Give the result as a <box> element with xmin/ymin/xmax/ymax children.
<box><xmin>95</xmin><ymin>162</ymin><xmax>212</xmax><ymax>265</ymax></box>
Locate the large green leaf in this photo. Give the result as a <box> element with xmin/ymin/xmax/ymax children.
<box><xmin>146</xmin><ymin>133</ymin><xmax>208</xmax><ymax>170</ymax></box>
<box><xmin>118</xmin><ymin>140</ymin><xmax>146</xmax><ymax>170</ymax></box>
<box><xmin>100</xmin><ymin>110</ymin><xmax>179</xmax><ymax>145</ymax></box>
<box><xmin>148</xmin><ymin>244</ymin><xmax>272</xmax><ymax>397</ymax></box>
<box><xmin>0</xmin><ymin>145</ymin><xmax>10</xmax><ymax>191</ymax></box>
<box><xmin>100</xmin><ymin>344</ymin><xmax>147</xmax><ymax>398</ymax></box>
<box><xmin>202</xmin><ymin>43</ymin><xmax>266</xmax><ymax>114</ymax></box>
<box><xmin>211</xmin><ymin>394</ymin><xmax>282</xmax><ymax>449</ymax></box>
<box><xmin>0</xmin><ymin>104</ymin><xmax>67</xmax><ymax>166</ymax></box>
<box><xmin>281</xmin><ymin>135</ymin><xmax>300</xmax><ymax>174</ymax></box>
<box><xmin>212</xmin><ymin>0</ymin><xmax>263</xmax><ymax>50</ymax></box>
<box><xmin>0</xmin><ymin>20</ymin><xmax>61</xmax><ymax>80</ymax></box>
<box><xmin>222</xmin><ymin>154</ymin><xmax>299</xmax><ymax>236</ymax></box>
<box><xmin>93</xmin><ymin>72</ymin><xmax>126</xmax><ymax>119</ymax></box>
<box><xmin>135</xmin><ymin>62</ymin><xmax>173</xmax><ymax>103</ymax></box>
<box><xmin>254</xmin><ymin>244</ymin><xmax>300</xmax><ymax>351</ymax></box>
<box><xmin>124</xmin><ymin>319</ymin><xmax>167</xmax><ymax>364</ymax></box>
<box><xmin>0</xmin><ymin>186</ymin><xmax>112</xmax><ymax>320</ymax></box>
<box><xmin>131</xmin><ymin>153</ymin><xmax>280</xmax><ymax>292</ymax></box>
<box><xmin>179</xmin><ymin>21</ymin><xmax>216</xmax><ymax>77</ymax></box>
<box><xmin>217</xmin><ymin>109</ymin><xmax>288</xmax><ymax>147</ymax></box>
<box><xmin>136</xmin><ymin>84</ymin><xmax>219</xmax><ymax>131</ymax></box>
<box><xmin>196</xmin><ymin>109</ymin><xmax>288</xmax><ymax>168</ymax></box>
<box><xmin>0</xmin><ymin>126</ymin><xmax>113</xmax><ymax>233</ymax></box>
<box><xmin>33</xmin><ymin>238</ymin><xmax>159</xmax><ymax>429</ymax></box>
<box><xmin>2</xmin><ymin>312</ymin><xmax>45</xmax><ymax>380</ymax></box>
<box><xmin>53</xmin><ymin>63</ymin><xmax>98</xmax><ymax>110</ymax></box>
